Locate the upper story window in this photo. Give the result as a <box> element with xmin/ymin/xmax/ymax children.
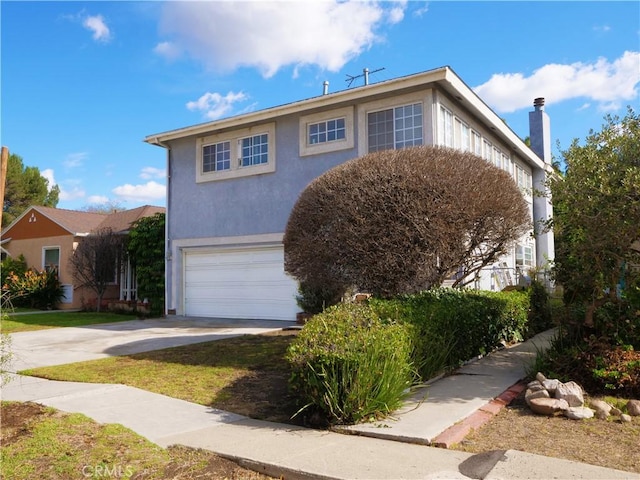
<box><xmin>203</xmin><ymin>141</ymin><xmax>231</xmax><ymax>172</ymax></box>
<box><xmin>516</xmin><ymin>244</ymin><xmax>534</xmax><ymax>267</ymax></box>
<box><xmin>483</xmin><ymin>139</ymin><xmax>493</xmax><ymax>162</ymax></box>
<box><xmin>438</xmin><ymin>106</ymin><xmax>453</xmax><ymax>148</ymax></box>
<box><xmin>241</xmin><ymin>134</ymin><xmax>269</xmax><ymax>167</ymax></box>
<box><xmin>368</xmin><ymin>102</ymin><xmax>423</xmax><ymax>153</ymax></box>
<box><xmin>515</xmin><ymin>164</ymin><xmax>533</xmax><ymax>192</ymax></box>
<box><xmin>308</xmin><ymin>118</ymin><xmax>346</xmax><ymax>145</ymax></box>
<box><xmin>472</xmin><ymin>131</ymin><xmax>482</xmax><ymax>156</ymax></box>
<box><xmin>197</xmin><ymin>123</ymin><xmax>276</xmax><ymax>183</ymax></box>
<box><xmin>300</xmin><ymin>106</ymin><xmax>354</xmax><ymax>157</ymax></box>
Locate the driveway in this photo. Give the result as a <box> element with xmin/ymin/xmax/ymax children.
<box><xmin>6</xmin><ymin>316</ymin><xmax>296</xmax><ymax>372</ymax></box>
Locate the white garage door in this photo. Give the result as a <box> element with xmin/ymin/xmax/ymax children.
<box><xmin>184</xmin><ymin>246</ymin><xmax>299</xmax><ymax>321</ymax></box>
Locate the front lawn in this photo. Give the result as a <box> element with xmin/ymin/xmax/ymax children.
<box><xmin>21</xmin><ymin>330</ymin><xmax>300</xmax><ymax>424</ymax></box>
<box><xmin>1</xmin><ymin>311</ymin><xmax>138</xmax><ymax>334</ymax></box>
<box><xmin>1</xmin><ymin>401</ymin><xmax>272</xmax><ymax>480</ymax></box>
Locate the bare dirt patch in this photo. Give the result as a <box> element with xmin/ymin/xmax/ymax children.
<box><xmin>452</xmin><ymin>390</ymin><xmax>640</xmax><ymax>474</ymax></box>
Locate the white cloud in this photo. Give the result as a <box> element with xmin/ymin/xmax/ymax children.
<box><xmin>87</xmin><ymin>195</ymin><xmax>109</xmax><ymax>204</ymax></box>
<box><xmin>41</xmin><ymin>168</ymin><xmax>56</xmax><ymax>188</ymax></box>
<box><xmin>140</xmin><ymin>167</ymin><xmax>166</xmax><ymax>180</ymax></box>
<box><xmin>83</xmin><ymin>14</ymin><xmax>111</xmax><ymax>43</ymax></box>
<box><xmin>112</xmin><ymin>181</ymin><xmax>166</xmax><ymax>202</ymax></box>
<box><xmin>474</xmin><ymin>51</ymin><xmax>640</xmax><ymax>113</ymax></box>
<box><xmin>156</xmin><ymin>1</ymin><xmax>406</xmax><ymax>77</ymax></box>
<box><xmin>64</xmin><ymin>152</ymin><xmax>88</xmax><ymax>169</ymax></box>
<box><xmin>186</xmin><ymin>91</ymin><xmax>248</xmax><ymax>120</ymax></box>
<box><xmin>153</xmin><ymin>41</ymin><xmax>181</xmax><ymax>61</ymax></box>
<box><xmin>59</xmin><ymin>186</ymin><xmax>86</xmax><ymax>202</ymax></box>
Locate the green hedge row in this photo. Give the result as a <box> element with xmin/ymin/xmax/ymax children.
<box><xmin>288</xmin><ymin>287</ymin><xmax>547</xmax><ymax>425</ymax></box>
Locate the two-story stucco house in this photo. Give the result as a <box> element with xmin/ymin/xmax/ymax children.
<box><xmin>145</xmin><ymin>66</ymin><xmax>555</xmax><ymax>322</ymax></box>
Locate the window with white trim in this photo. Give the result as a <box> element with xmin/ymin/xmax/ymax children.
<box><xmin>472</xmin><ymin>131</ymin><xmax>482</xmax><ymax>156</ymax></box>
<box><xmin>203</xmin><ymin>141</ymin><xmax>231</xmax><ymax>172</ymax></box>
<box><xmin>300</xmin><ymin>106</ymin><xmax>354</xmax><ymax>156</ymax></box>
<box><xmin>240</xmin><ymin>133</ymin><xmax>269</xmax><ymax>167</ymax></box>
<box><xmin>438</xmin><ymin>106</ymin><xmax>453</xmax><ymax>147</ymax></box>
<box><xmin>516</xmin><ymin>244</ymin><xmax>533</xmax><ymax>267</ymax></box>
<box><xmin>515</xmin><ymin>164</ymin><xmax>533</xmax><ymax>191</ymax></box>
<box><xmin>483</xmin><ymin>139</ymin><xmax>493</xmax><ymax>162</ymax></box>
<box><xmin>368</xmin><ymin>102</ymin><xmax>423</xmax><ymax>152</ymax></box>
<box><xmin>308</xmin><ymin>118</ymin><xmax>346</xmax><ymax>145</ymax></box>
<box><xmin>43</xmin><ymin>247</ymin><xmax>60</xmax><ymax>274</ymax></box>
<box><xmin>501</xmin><ymin>153</ymin><xmax>512</xmax><ymax>174</ymax></box>
<box><xmin>197</xmin><ymin>123</ymin><xmax>276</xmax><ymax>182</ymax></box>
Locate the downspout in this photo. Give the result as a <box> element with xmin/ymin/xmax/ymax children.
<box><xmin>152</xmin><ymin>137</ymin><xmax>172</xmax><ymax>316</ymax></box>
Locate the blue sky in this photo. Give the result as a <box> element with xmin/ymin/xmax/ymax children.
<box><xmin>1</xmin><ymin>1</ymin><xmax>638</xmax><ymax>211</ymax></box>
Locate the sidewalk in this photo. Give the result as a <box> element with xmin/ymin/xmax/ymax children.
<box><xmin>2</xmin><ymin>318</ymin><xmax>638</xmax><ymax>480</ymax></box>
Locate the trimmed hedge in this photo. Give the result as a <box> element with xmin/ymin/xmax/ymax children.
<box><xmin>287</xmin><ymin>288</ymin><xmax>534</xmax><ymax>425</ymax></box>
<box><xmin>286</xmin><ymin>303</ymin><xmax>414</xmax><ymax>425</ymax></box>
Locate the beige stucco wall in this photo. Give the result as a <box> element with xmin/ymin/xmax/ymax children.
<box><xmin>4</xmin><ymin>234</ymin><xmax>121</xmax><ymax>310</ymax></box>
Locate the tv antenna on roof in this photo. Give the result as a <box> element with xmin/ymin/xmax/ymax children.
<box><xmin>346</xmin><ymin>67</ymin><xmax>385</xmax><ymax>88</ymax></box>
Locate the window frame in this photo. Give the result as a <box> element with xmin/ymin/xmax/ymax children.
<box><xmin>299</xmin><ymin>107</ymin><xmax>354</xmax><ymax>157</ymax></box>
<box><xmin>42</xmin><ymin>246</ymin><xmax>60</xmax><ymax>274</ymax></box>
<box><xmin>197</xmin><ymin>123</ymin><xmax>276</xmax><ymax>183</ymax></box>
<box><xmin>367</xmin><ymin>102</ymin><xmax>424</xmax><ymax>153</ymax></box>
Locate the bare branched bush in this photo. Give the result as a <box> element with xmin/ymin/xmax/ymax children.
<box><xmin>284</xmin><ymin>146</ymin><xmax>530</xmax><ymax>299</ymax></box>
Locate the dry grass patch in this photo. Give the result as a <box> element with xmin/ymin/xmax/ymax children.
<box><xmin>452</xmin><ymin>392</ymin><xmax>640</xmax><ymax>474</ymax></box>
<box><xmin>21</xmin><ymin>330</ymin><xmax>301</xmax><ymax>424</ymax></box>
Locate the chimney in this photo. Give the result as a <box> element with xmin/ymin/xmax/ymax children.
<box><xmin>529</xmin><ymin>97</ymin><xmax>551</xmax><ymax>163</ymax></box>
<box><xmin>322</xmin><ymin>81</ymin><xmax>329</xmax><ymax>95</ymax></box>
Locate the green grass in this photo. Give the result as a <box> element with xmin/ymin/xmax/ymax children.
<box><xmin>0</xmin><ymin>401</ymin><xmax>248</xmax><ymax>480</ymax></box>
<box><xmin>1</xmin><ymin>312</ymin><xmax>138</xmax><ymax>333</ymax></box>
<box><xmin>21</xmin><ymin>333</ymin><xmax>295</xmax><ymax>411</ymax></box>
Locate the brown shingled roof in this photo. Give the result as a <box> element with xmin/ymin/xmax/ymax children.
<box><xmin>32</xmin><ymin>206</ymin><xmax>108</xmax><ymax>235</ymax></box>
<box><xmin>95</xmin><ymin>205</ymin><xmax>165</xmax><ymax>234</ymax></box>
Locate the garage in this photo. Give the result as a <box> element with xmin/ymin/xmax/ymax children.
<box><xmin>183</xmin><ymin>246</ymin><xmax>299</xmax><ymax>321</ymax></box>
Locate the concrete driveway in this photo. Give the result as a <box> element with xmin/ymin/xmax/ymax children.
<box><xmin>7</xmin><ymin>316</ymin><xmax>296</xmax><ymax>372</ymax></box>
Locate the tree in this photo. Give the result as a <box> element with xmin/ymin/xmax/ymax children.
<box><xmin>69</xmin><ymin>227</ymin><xmax>125</xmax><ymax>312</ymax></box>
<box><xmin>550</xmin><ymin>107</ymin><xmax>640</xmax><ymax>325</ymax></box>
<box><xmin>2</xmin><ymin>153</ymin><xmax>59</xmax><ymax>226</ymax></box>
<box><xmin>127</xmin><ymin>213</ymin><xmax>165</xmax><ymax>317</ymax></box>
<box><xmin>284</xmin><ymin>146</ymin><xmax>531</xmax><ymax>300</ymax></box>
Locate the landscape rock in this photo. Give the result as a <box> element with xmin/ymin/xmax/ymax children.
<box><xmin>620</xmin><ymin>414</ymin><xmax>632</xmax><ymax>423</ymax></box>
<box><xmin>525</xmin><ymin>388</ymin><xmax>550</xmax><ymax>406</ymax></box>
<box><xmin>626</xmin><ymin>400</ymin><xmax>640</xmax><ymax>416</ymax></box>
<box><xmin>536</xmin><ymin>372</ymin><xmax>547</xmax><ymax>383</ymax></box>
<box><xmin>542</xmin><ymin>378</ymin><xmax>561</xmax><ymax>394</ymax></box>
<box><xmin>527</xmin><ymin>382</ymin><xmax>546</xmax><ymax>393</ymax></box>
<box><xmin>555</xmin><ymin>381</ymin><xmax>584</xmax><ymax>407</ymax></box>
<box><xmin>611</xmin><ymin>407</ymin><xmax>622</xmax><ymax>416</ymax></box>
<box><xmin>527</xmin><ymin>380</ymin><xmax>542</xmax><ymax>389</ymax></box>
<box><xmin>528</xmin><ymin>397</ymin><xmax>569</xmax><ymax>416</ymax></box>
<box><xmin>589</xmin><ymin>399</ymin><xmax>612</xmax><ymax>417</ymax></box>
<box><xmin>565</xmin><ymin>406</ymin><xmax>595</xmax><ymax>420</ymax></box>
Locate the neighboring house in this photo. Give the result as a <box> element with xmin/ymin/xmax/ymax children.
<box><xmin>145</xmin><ymin>66</ymin><xmax>555</xmax><ymax>322</ymax></box>
<box><xmin>1</xmin><ymin>205</ymin><xmax>165</xmax><ymax>310</ymax></box>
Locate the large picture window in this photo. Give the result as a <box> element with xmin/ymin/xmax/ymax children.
<box><xmin>368</xmin><ymin>102</ymin><xmax>423</xmax><ymax>153</ymax></box>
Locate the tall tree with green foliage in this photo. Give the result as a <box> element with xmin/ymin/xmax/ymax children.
<box><xmin>550</xmin><ymin>107</ymin><xmax>640</xmax><ymax>325</ymax></box>
<box><xmin>127</xmin><ymin>213</ymin><xmax>165</xmax><ymax>317</ymax></box>
<box><xmin>2</xmin><ymin>153</ymin><xmax>59</xmax><ymax>226</ymax></box>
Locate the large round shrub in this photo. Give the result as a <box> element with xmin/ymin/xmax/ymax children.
<box><xmin>284</xmin><ymin>146</ymin><xmax>530</xmax><ymax>299</ymax></box>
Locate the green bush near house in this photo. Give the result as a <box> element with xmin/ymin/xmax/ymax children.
<box><xmin>2</xmin><ymin>268</ymin><xmax>64</xmax><ymax>310</ymax></box>
<box><xmin>287</xmin><ymin>303</ymin><xmax>415</xmax><ymax>425</ymax></box>
<box><xmin>287</xmin><ymin>288</ymin><xmax>537</xmax><ymax>425</ymax></box>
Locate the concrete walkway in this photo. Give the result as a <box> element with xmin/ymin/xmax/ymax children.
<box><xmin>2</xmin><ymin>317</ymin><xmax>638</xmax><ymax>479</ymax></box>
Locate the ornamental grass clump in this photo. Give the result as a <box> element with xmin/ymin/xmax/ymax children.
<box><xmin>286</xmin><ymin>303</ymin><xmax>414</xmax><ymax>425</ymax></box>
